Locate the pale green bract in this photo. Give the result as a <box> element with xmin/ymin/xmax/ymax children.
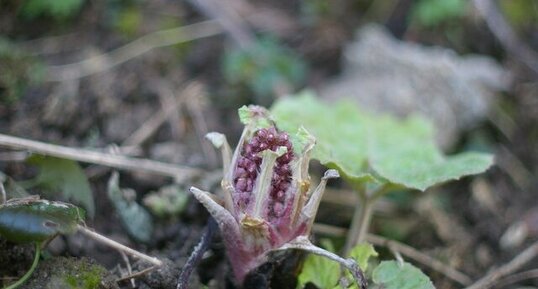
<box><xmin>348</xmin><ymin>243</ymin><xmax>378</xmax><ymax>271</ymax></box>
<box><xmin>373</xmin><ymin>261</ymin><xmax>435</xmax><ymax>289</ymax></box>
<box><xmin>271</xmin><ymin>92</ymin><xmax>493</xmax><ymax>191</ymax></box>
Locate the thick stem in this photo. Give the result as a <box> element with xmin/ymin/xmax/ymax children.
<box><xmin>344</xmin><ymin>197</ymin><xmax>373</xmax><ymax>255</ymax></box>
<box><xmin>5</xmin><ymin>243</ymin><xmax>40</xmax><ymax>289</ymax></box>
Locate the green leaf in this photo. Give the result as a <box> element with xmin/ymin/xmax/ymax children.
<box><xmin>373</xmin><ymin>261</ymin><xmax>436</xmax><ymax>289</ymax></box>
<box><xmin>297</xmin><ymin>251</ymin><xmax>340</xmax><ymax>289</ymax></box>
<box><xmin>27</xmin><ymin>155</ymin><xmax>95</xmax><ymax>217</ymax></box>
<box><xmin>411</xmin><ymin>0</ymin><xmax>467</xmax><ymax>27</ymax></box>
<box><xmin>222</xmin><ymin>36</ymin><xmax>306</xmax><ymax>100</ymax></box>
<box><xmin>368</xmin><ymin>115</ymin><xmax>494</xmax><ymax>191</ymax></box>
<box><xmin>107</xmin><ymin>172</ymin><xmax>153</xmax><ymax>243</ymax></box>
<box><xmin>0</xmin><ymin>197</ymin><xmax>85</xmax><ymax>243</ymax></box>
<box><xmin>348</xmin><ymin>243</ymin><xmax>378</xmax><ymax>271</ymax></box>
<box><xmin>271</xmin><ymin>92</ymin><xmax>493</xmax><ymax>191</ymax></box>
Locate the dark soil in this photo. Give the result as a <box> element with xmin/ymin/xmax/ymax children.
<box><xmin>1</xmin><ymin>1</ymin><xmax>537</xmax><ymax>289</ymax></box>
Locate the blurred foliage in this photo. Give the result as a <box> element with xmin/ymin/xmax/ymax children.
<box><xmin>26</xmin><ymin>155</ymin><xmax>95</xmax><ymax>218</ymax></box>
<box><xmin>143</xmin><ymin>184</ymin><xmax>189</xmax><ymax>218</ymax></box>
<box><xmin>107</xmin><ymin>171</ymin><xmax>153</xmax><ymax>243</ymax></box>
<box><xmin>0</xmin><ymin>38</ymin><xmax>43</xmax><ymax>105</ymax></box>
<box><xmin>222</xmin><ymin>36</ymin><xmax>306</xmax><ymax>105</ymax></box>
<box><xmin>19</xmin><ymin>0</ymin><xmax>85</xmax><ymax>20</ymax></box>
<box><xmin>410</xmin><ymin>0</ymin><xmax>467</xmax><ymax>27</ymax></box>
<box><xmin>299</xmin><ymin>0</ymin><xmax>332</xmax><ymax>26</ymax></box>
<box><xmin>114</xmin><ymin>5</ymin><xmax>142</xmax><ymax>37</ymax></box>
<box><xmin>500</xmin><ymin>0</ymin><xmax>538</xmax><ymax>29</ymax></box>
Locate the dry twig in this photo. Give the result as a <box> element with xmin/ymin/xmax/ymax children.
<box><xmin>45</xmin><ymin>21</ymin><xmax>222</xmax><ymax>82</ymax></box>
<box><xmin>473</xmin><ymin>0</ymin><xmax>538</xmax><ymax>75</ymax></box>
<box><xmin>494</xmin><ymin>268</ymin><xmax>538</xmax><ymax>288</ymax></box>
<box><xmin>0</xmin><ymin>133</ymin><xmax>202</xmax><ymax>182</ymax></box>
<box><xmin>465</xmin><ymin>241</ymin><xmax>538</xmax><ymax>289</ymax></box>
<box><xmin>77</xmin><ymin>225</ymin><xmax>163</xmax><ymax>266</ymax></box>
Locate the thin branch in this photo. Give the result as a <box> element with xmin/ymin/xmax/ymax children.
<box><xmin>473</xmin><ymin>0</ymin><xmax>538</xmax><ymax>75</ymax></box>
<box><xmin>115</xmin><ymin>266</ymin><xmax>157</xmax><ymax>284</ymax></box>
<box><xmin>120</xmin><ymin>251</ymin><xmax>136</xmax><ymax>288</ymax></box>
<box><xmin>77</xmin><ymin>225</ymin><xmax>162</xmax><ymax>267</ymax></box>
<box><xmin>187</xmin><ymin>0</ymin><xmax>253</xmax><ymax>49</ymax></box>
<box><xmin>0</xmin><ymin>182</ymin><xmax>6</xmax><ymax>205</ymax></box>
<box><xmin>367</xmin><ymin>234</ymin><xmax>473</xmax><ymax>286</ymax></box>
<box><xmin>44</xmin><ymin>21</ymin><xmax>223</xmax><ymax>82</ymax></box>
<box><xmin>0</xmin><ymin>133</ymin><xmax>202</xmax><ymax>182</ymax></box>
<box><xmin>465</xmin><ymin>241</ymin><xmax>538</xmax><ymax>289</ymax></box>
<box><xmin>494</xmin><ymin>268</ymin><xmax>538</xmax><ymax>288</ymax></box>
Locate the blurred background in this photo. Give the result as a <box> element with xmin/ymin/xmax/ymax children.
<box><xmin>0</xmin><ymin>0</ymin><xmax>538</xmax><ymax>288</ymax></box>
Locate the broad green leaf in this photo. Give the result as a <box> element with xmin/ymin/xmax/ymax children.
<box><xmin>368</xmin><ymin>115</ymin><xmax>494</xmax><ymax>190</ymax></box>
<box><xmin>107</xmin><ymin>172</ymin><xmax>153</xmax><ymax>243</ymax></box>
<box><xmin>0</xmin><ymin>197</ymin><xmax>85</xmax><ymax>243</ymax></box>
<box><xmin>271</xmin><ymin>92</ymin><xmax>493</xmax><ymax>191</ymax></box>
<box><xmin>27</xmin><ymin>155</ymin><xmax>95</xmax><ymax>217</ymax></box>
<box><xmin>297</xmin><ymin>240</ymin><xmax>339</xmax><ymax>289</ymax></box>
<box><xmin>348</xmin><ymin>243</ymin><xmax>378</xmax><ymax>271</ymax></box>
<box><xmin>373</xmin><ymin>261</ymin><xmax>435</xmax><ymax>289</ymax></box>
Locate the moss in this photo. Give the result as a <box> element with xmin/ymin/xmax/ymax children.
<box><xmin>21</xmin><ymin>256</ymin><xmax>118</xmax><ymax>289</ymax></box>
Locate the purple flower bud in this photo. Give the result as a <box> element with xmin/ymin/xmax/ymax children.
<box><xmin>191</xmin><ymin>106</ymin><xmax>361</xmax><ymax>286</ymax></box>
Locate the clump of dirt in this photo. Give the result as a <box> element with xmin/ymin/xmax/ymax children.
<box><xmin>0</xmin><ymin>238</ymin><xmax>35</xmax><ymax>282</ymax></box>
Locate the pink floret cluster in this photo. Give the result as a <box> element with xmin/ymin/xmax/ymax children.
<box><xmin>232</xmin><ymin>127</ymin><xmax>293</xmax><ymax>220</ymax></box>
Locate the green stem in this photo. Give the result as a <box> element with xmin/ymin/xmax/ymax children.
<box><xmin>343</xmin><ymin>183</ymin><xmax>392</xmax><ymax>255</ymax></box>
<box><xmin>5</xmin><ymin>243</ymin><xmax>40</xmax><ymax>289</ymax></box>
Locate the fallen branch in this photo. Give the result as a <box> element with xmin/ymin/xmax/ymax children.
<box><xmin>44</xmin><ymin>20</ymin><xmax>223</xmax><ymax>82</ymax></box>
<box><xmin>473</xmin><ymin>0</ymin><xmax>538</xmax><ymax>75</ymax></box>
<box><xmin>0</xmin><ymin>133</ymin><xmax>202</xmax><ymax>182</ymax></box>
<box><xmin>465</xmin><ymin>241</ymin><xmax>538</xmax><ymax>289</ymax></box>
<box><xmin>494</xmin><ymin>268</ymin><xmax>538</xmax><ymax>288</ymax></box>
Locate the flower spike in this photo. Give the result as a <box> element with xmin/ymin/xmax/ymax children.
<box><xmin>192</xmin><ymin>105</ymin><xmax>364</xmax><ymax>286</ymax></box>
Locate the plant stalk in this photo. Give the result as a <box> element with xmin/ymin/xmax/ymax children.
<box><xmin>5</xmin><ymin>243</ymin><xmax>40</xmax><ymax>289</ymax></box>
<box><xmin>344</xmin><ymin>196</ymin><xmax>373</xmax><ymax>255</ymax></box>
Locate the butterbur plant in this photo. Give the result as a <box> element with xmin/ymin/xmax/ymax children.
<box><xmin>190</xmin><ymin>106</ymin><xmax>366</xmax><ymax>287</ymax></box>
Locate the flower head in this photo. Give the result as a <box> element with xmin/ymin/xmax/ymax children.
<box><xmin>191</xmin><ymin>105</ymin><xmax>364</xmax><ymax>287</ymax></box>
